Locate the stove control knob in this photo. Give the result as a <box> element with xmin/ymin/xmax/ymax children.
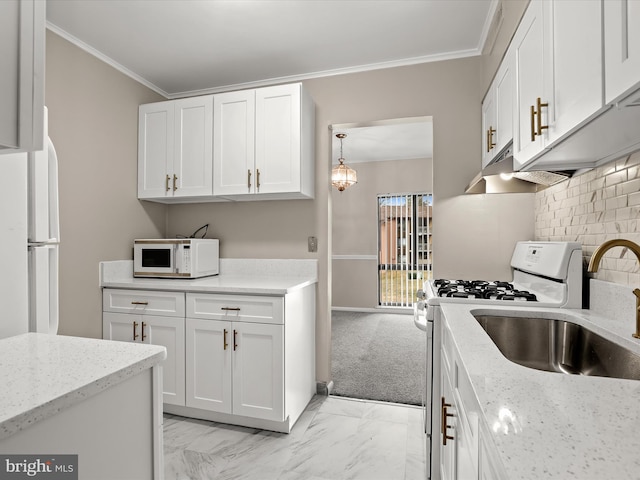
<box><xmin>417</xmin><ymin>290</ymin><xmax>426</xmax><ymax>299</ymax></box>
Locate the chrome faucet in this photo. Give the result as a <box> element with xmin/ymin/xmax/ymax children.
<box><xmin>587</xmin><ymin>239</ymin><xmax>640</xmax><ymax>339</ymax></box>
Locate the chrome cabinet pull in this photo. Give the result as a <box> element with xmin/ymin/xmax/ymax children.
<box><xmin>223</xmin><ymin>329</ymin><xmax>228</xmax><ymax>350</ymax></box>
<box><xmin>141</xmin><ymin>322</ymin><xmax>147</xmax><ymax>341</ymax></box>
<box><xmin>133</xmin><ymin>321</ymin><xmax>139</xmax><ymax>341</ymax></box>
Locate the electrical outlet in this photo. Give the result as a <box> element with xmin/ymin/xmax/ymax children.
<box><xmin>308</xmin><ymin>236</ymin><xmax>318</xmax><ymax>253</ymax></box>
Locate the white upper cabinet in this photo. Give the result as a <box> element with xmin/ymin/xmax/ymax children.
<box><xmin>214</xmin><ymin>83</ymin><xmax>315</xmax><ymax>200</ymax></box>
<box><xmin>604</xmin><ymin>0</ymin><xmax>640</xmax><ymax>104</ymax></box>
<box><xmin>482</xmin><ymin>47</ymin><xmax>514</xmax><ymax>168</ymax></box>
<box><xmin>0</xmin><ymin>0</ymin><xmax>44</xmax><ymax>154</ymax></box>
<box><xmin>213</xmin><ymin>90</ymin><xmax>256</xmax><ymax>196</ymax></box>
<box><xmin>138</xmin><ymin>96</ymin><xmax>213</xmax><ymax>201</ymax></box>
<box><xmin>255</xmin><ymin>84</ymin><xmax>303</xmax><ymax>195</ymax></box>
<box><xmin>512</xmin><ymin>0</ymin><xmax>603</xmax><ymax>170</ymax></box>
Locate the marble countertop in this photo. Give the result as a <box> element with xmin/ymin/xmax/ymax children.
<box><xmin>0</xmin><ymin>333</ymin><xmax>166</xmax><ymax>441</ymax></box>
<box><xmin>101</xmin><ymin>274</ymin><xmax>317</xmax><ymax>295</ymax></box>
<box><xmin>99</xmin><ymin>259</ymin><xmax>318</xmax><ymax>295</ymax></box>
<box><xmin>440</xmin><ymin>303</ymin><xmax>640</xmax><ymax>479</ymax></box>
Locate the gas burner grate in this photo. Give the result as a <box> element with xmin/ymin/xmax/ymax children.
<box><xmin>432</xmin><ymin>279</ymin><xmax>537</xmax><ymax>302</ymax></box>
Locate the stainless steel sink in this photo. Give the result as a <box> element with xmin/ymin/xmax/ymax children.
<box><xmin>474</xmin><ymin>314</ymin><xmax>640</xmax><ymax>380</ymax></box>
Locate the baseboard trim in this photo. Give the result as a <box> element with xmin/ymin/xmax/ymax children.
<box><xmin>331</xmin><ymin>306</ymin><xmax>413</xmax><ymax>315</ymax></box>
<box><xmin>316</xmin><ymin>380</ymin><xmax>334</xmax><ymax>396</ymax></box>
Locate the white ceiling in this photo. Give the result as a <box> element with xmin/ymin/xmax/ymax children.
<box><xmin>46</xmin><ymin>0</ymin><xmax>497</xmax><ymax>98</ymax></box>
<box><xmin>46</xmin><ymin>0</ymin><xmax>495</xmax><ymax>164</ymax></box>
<box><xmin>331</xmin><ymin>118</ymin><xmax>433</xmax><ymax>164</ymax></box>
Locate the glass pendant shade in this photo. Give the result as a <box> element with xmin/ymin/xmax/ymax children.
<box><xmin>332</xmin><ymin>133</ymin><xmax>357</xmax><ymax>191</ymax></box>
<box><xmin>331</xmin><ymin>159</ymin><xmax>357</xmax><ymax>191</ymax></box>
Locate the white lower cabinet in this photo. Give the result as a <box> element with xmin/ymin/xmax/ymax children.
<box><xmin>102</xmin><ymin>289</ymin><xmax>186</xmax><ymax>406</ymax></box>
<box><xmin>440</xmin><ymin>320</ymin><xmax>480</xmax><ymax>480</ymax></box>
<box><xmin>103</xmin><ymin>286</ymin><xmax>315</xmax><ymax>433</ymax></box>
<box><xmin>185</xmin><ymin>293</ymin><xmax>285</xmax><ymax>422</ymax></box>
<box><xmin>185</xmin><ymin>317</ymin><xmax>284</xmax><ymax>422</ymax></box>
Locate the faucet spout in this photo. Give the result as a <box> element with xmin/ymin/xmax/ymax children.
<box><xmin>587</xmin><ymin>239</ymin><xmax>640</xmax><ymax>273</ymax></box>
<box><xmin>588</xmin><ymin>239</ymin><xmax>640</xmax><ymax>339</ymax></box>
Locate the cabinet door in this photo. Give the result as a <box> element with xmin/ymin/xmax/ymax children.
<box><xmin>255</xmin><ymin>84</ymin><xmax>301</xmax><ymax>194</ymax></box>
<box><xmin>213</xmin><ymin>90</ymin><xmax>256</xmax><ymax>195</ymax></box>
<box><xmin>0</xmin><ymin>0</ymin><xmax>44</xmax><ymax>153</ymax></box>
<box><xmin>185</xmin><ymin>318</ymin><xmax>232</xmax><ymax>413</ymax></box>
<box><xmin>440</xmin><ymin>369</ymin><xmax>456</xmax><ymax>480</ymax></box>
<box><xmin>513</xmin><ymin>0</ymin><xmax>547</xmax><ymax>169</ymax></box>
<box><xmin>481</xmin><ymin>88</ymin><xmax>496</xmax><ymax>168</ymax></box>
<box><xmin>547</xmin><ymin>0</ymin><xmax>603</xmax><ymax>145</ymax></box>
<box><xmin>143</xmin><ymin>315</ymin><xmax>186</xmax><ymax>407</ymax></box>
<box><xmin>103</xmin><ymin>311</ymin><xmax>139</xmax><ymax>343</ymax></box>
<box><xmin>138</xmin><ymin>101</ymin><xmax>174</xmax><ymax>198</ymax></box>
<box><xmin>232</xmin><ymin>322</ymin><xmax>284</xmax><ymax>422</ymax></box>
<box><xmin>494</xmin><ymin>49</ymin><xmax>514</xmax><ymax>156</ymax></box>
<box><xmin>604</xmin><ymin>0</ymin><xmax>640</xmax><ymax>103</ymax></box>
<box><xmin>174</xmin><ymin>96</ymin><xmax>213</xmax><ymax>197</ymax></box>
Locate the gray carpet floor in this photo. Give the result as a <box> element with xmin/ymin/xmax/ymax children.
<box><xmin>331</xmin><ymin>311</ymin><xmax>425</xmax><ymax>405</ymax></box>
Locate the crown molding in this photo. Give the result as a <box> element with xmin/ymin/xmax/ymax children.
<box><xmin>47</xmin><ymin>21</ymin><xmax>481</xmax><ymax>100</ymax></box>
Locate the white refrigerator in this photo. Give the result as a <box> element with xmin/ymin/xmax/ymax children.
<box><xmin>0</xmin><ymin>107</ymin><xmax>59</xmax><ymax>339</ymax></box>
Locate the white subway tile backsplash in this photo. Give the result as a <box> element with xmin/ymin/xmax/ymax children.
<box><xmin>535</xmin><ymin>151</ymin><xmax>640</xmax><ymax>288</ymax></box>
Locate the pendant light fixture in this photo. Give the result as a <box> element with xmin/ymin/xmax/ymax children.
<box><xmin>331</xmin><ymin>133</ymin><xmax>357</xmax><ymax>191</ymax></box>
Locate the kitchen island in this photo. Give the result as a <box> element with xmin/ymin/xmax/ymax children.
<box><xmin>440</xmin><ymin>303</ymin><xmax>640</xmax><ymax>479</ymax></box>
<box><xmin>0</xmin><ymin>333</ymin><xmax>166</xmax><ymax>479</ymax></box>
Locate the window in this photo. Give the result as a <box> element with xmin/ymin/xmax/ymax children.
<box><xmin>378</xmin><ymin>193</ymin><xmax>432</xmax><ymax>307</ymax></box>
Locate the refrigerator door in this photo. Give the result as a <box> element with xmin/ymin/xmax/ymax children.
<box><xmin>28</xmin><ymin>244</ymin><xmax>59</xmax><ymax>334</ymax></box>
<box><xmin>0</xmin><ymin>153</ymin><xmax>29</xmax><ymax>339</ymax></box>
<box><xmin>27</xmin><ymin>107</ymin><xmax>60</xmax><ymax>335</ymax></box>
<box><xmin>29</xmin><ymin>108</ymin><xmax>59</xmax><ymax>244</ymax></box>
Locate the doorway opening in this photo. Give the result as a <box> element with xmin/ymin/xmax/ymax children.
<box><xmin>378</xmin><ymin>193</ymin><xmax>432</xmax><ymax>307</ymax></box>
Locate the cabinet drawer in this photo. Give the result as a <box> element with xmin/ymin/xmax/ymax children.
<box><xmin>187</xmin><ymin>293</ymin><xmax>284</xmax><ymax>325</ymax></box>
<box><xmin>103</xmin><ymin>289</ymin><xmax>185</xmax><ymax>317</ymax></box>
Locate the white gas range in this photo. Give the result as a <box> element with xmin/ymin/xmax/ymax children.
<box><xmin>416</xmin><ymin>241</ymin><xmax>583</xmax><ymax>480</ymax></box>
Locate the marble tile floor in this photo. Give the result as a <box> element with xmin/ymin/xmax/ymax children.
<box><xmin>164</xmin><ymin>395</ymin><xmax>428</xmax><ymax>480</ymax></box>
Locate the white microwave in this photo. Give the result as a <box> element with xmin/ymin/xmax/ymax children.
<box><xmin>133</xmin><ymin>239</ymin><xmax>219</xmax><ymax>278</ymax></box>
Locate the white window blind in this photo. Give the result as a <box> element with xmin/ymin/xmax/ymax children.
<box><xmin>378</xmin><ymin>194</ymin><xmax>432</xmax><ymax>307</ymax></box>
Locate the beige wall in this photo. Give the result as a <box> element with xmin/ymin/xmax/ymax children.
<box><xmin>331</xmin><ymin>157</ymin><xmax>432</xmax><ymax>309</ymax></box>
<box><xmin>46</xmin><ymin>31</ymin><xmax>166</xmax><ymax>338</ymax></box>
<box><xmin>535</xmin><ymin>152</ymin><xmax>640</xmax><ymax>286</ymax></box>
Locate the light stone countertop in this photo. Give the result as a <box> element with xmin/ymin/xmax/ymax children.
<box><xmin>0</xmin><ymin>333</ymin><xmax>166</xmax><ymax>441</ymax></box>
<box><xmin>99</xmin><ymin>259</ymin><xmax>318</xmax><ymax>295</ymax></box>
<box><xmin>440</xmin><ymin>303</ymin><xmax>640</xmax><ymax>480</ymax></box>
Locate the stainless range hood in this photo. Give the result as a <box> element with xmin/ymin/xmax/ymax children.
<box><xmin>465</xmin><ymin>142</ymin><xmax>573</xmax><ymax>194</ymax></box>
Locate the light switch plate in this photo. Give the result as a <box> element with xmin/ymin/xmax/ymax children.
<box><xmin>308</xmin><ymin>236</ymin><xmax>317</xmax><ymax>252</ymax></box>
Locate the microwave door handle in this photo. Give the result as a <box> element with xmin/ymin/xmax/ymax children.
<box><xmin>173</xmin><ymin>244</ymin><xmax>180</xmax><ymax>274</ymax></box>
